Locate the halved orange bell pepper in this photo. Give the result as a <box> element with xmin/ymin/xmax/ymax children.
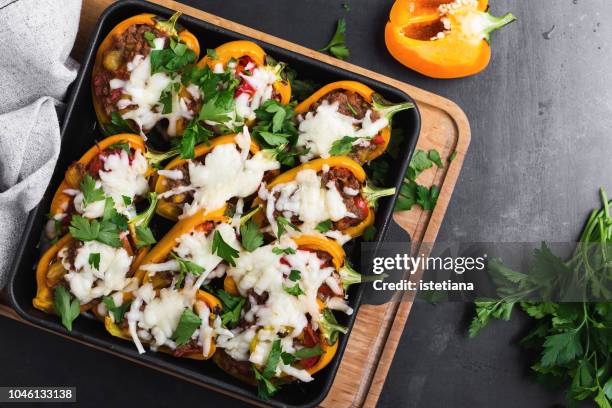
<box><xmin>104</xmin><ymin>290</ymin><xmax>221</xmax><ymax>360</ymax></box>
<box><xmin>295</xmin><ymin>81</ymin><xmax>412</xmax><ymax>162</ymax></box>
<box><xmin>50</xmin><ymin>134</ymin><xmax>146</xmax><ymax>219</ymax></box>
<box><xmin>154</xmin><ymin>134</ymin><xmax>261</xmax><ymax>221</ymax></box>
<box><xmin>105</xmin><ymin>209</ymin><xmax>227</xmax><ymax>360</ymax></box>
<box><xmin>32</xmin><ymin>232</ymin><xmax>148</xmax><ymax>316</ymax></box>
<box><xmin>385</xmin><ymin>0</ymin><xmax>516</xmax><ymax>78</ymax></box>
<box><xmin>48</xmin><ymin>134</ymin><xmax>175</xmax><ymax>235</ymax></box>
<box><xmin>252</xmin><ymin>157</ymin><xmax>395</xmax><ymax>238</ymax></box>
<box><xmin>198</xmin><ymin>40</ymin><xmax>291</xmax><ymax>105</ymax></box>
<box><xmin>92</xmin><ymin>12</ymin><xmax>200</xmax><ymax>135</ymax></box>
<box><xmin>222</xmin><ymin>235</ymin><xmax>360</xmax><ymax>376</ymax></box>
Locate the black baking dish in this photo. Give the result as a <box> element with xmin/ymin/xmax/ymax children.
<box><xmin>7</xmin><ymin>1</ymin><xmax>420</xmax><ymax>406</ymax></box>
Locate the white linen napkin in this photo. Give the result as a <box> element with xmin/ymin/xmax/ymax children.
<box><xmin>0</xmin><ymin>0</ymin><xmax>82</xmax><ymax>288</ymax></box>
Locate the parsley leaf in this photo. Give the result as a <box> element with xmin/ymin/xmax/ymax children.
<box><xmin>102</xmin><ymin>198</ymin><xmax>128</xmax><ymax>231</ymax></box>
<box><xmin>122</xmin><ymin>195</ymin><xmax>132</xmax><ymax>206</ymax></box>
<box><xmin>80</xmin><ymin>174</ymin><xmax>105</xmax><ymax>207</ymax></box>
<box><xmin>541</xmin><ymin>332</ymin><xmax>583</xmax><ymax>367</ymax></box>
<box><xmin>171</xmin><ymin>252</ymin><xmax>204</xmax><ymax>288</ymax></box>
<box><xmin>159</xmin><ymin>83</ymin><xmax>174</xmax><ymax>114</ymax></box>
<box><xmin>363</xmin><ymin>225</ymin><xmax>377</xmax><ymax>241</ymax></box>
<box><xmin>283</xmin><ymin>283</ymin><xmax>304</xmax><ymax>296</ymax></box>
<box><xmin>315</xmin><ymin>220</ymin><xmax>333</xmax><ymax>233</ymax></box>
<box><xmin>102</xmin><ymin>296</ymin><xmax>131</xmax><ymax>324</ymax></box>
<box><xmin>206</xmin><ymin>48</ymin><xmax>218</xmax><ymax>60</ymax></box>
<box><xmin>319</xmin><ymin>18</ymin><xmax>350</xmax><ymax>60</ymax></box>
<box><xmin>150</xmin><ymin>41</ymin><xmax>196</xmax><ymax>75</ymax></box>
<box><xmin>288</xmin><ymin>269</ymin><xmax>301</xmax><ymax>281</ymax></box>
<box><xmin>407</xmin><ymin>149</ymin><xmax>433</xmax><ymax>180</ymax></box>
<box><xmin>69</xmin><ymin>216</ymin><xmax>123</xmax><ymax>248</ymax></box>
<box><xmin>294</xmin><ymin>344</ymin><xmax>324</xmax><ymax>359</ymax></box>
<box><xmin>329</xmin><ymin>136</ymin><xmax>358</xmax><ymax>156</ymax></box>
<box><xmin>216</xmin><ymin>289</ymin><xmax>245</xmax><ymax>328</ymax></box>
<box><xmin>143</xmin><ymin>31</ymin><xmax>156</xmax><ymax>47</ymax></box>
<box><xmin>253</xmin><ymin>366</ymin><xmax>278</xmax><ymax>400</ymax></box>
<box><xmin>108</xmin><ymin>141</ymin><xmax>131</xmax><ymax>154</ymax></box>
<box><xmin>276</xmin><ymin>216</ymin><xmax>300</xmax><ymax>237</ymax></box>
<box><xmin>135</xmin><ymin>225</ymin><xmax>157</xmax><ymax>248</ymax></box>
<box><xmin>54</xmin><ymin>286</ymin><xmax>80</xmax><ymax>331</ymax></box>
<box><xmin>212</xmin><ymin>230</ymin><xmax>239</xmax><ymax>266</ymax></box>
<box><xmin>172</xmin><ymin>308</ymin><xmax>202</xmax><ymax>346</ymax></box>
<box><xmin>88</xmin><ymin>253</ymin><xmax>100</xmax><ymax>270</ymax></box>
<box><xmin>240</xmin><ymin>219</ymin><xmax>264</xmax><ymax>252</ymax></box>
<box><xmin>198</xmin><ymin>93</ymin><xmax>235</xmax><ymax>124</ymax></box>
<box><xmin>449</xmin><ymin>150</ymin><xmax>458</xmax><ymax>162</ymax></box>
<box><xmin>179</xmin><ymin>120</ymin><xmax>212</xmax><ymax>159</ymax></box>
<box><xmin>105</xmin><ymin>112</ymin><xmax>136</xmax><ymax>135</ymax></box>
<box><xmin>416</xmin><ymin>184</ymin><xmax>440</xmax><ymax>211</ymax></box>
<box><xmin>263</xmin><ymin>339</ymin><xmax>282</xmax><ymax>378</ymax></box>
<box><xmin>252</xmin><ymin>100</ymin><xmax>298</xmax><ymax>149</ymax></box>
<box><xmin>428</xmin><ymin>149</ymin><xmax>443</xmax><ymax>168</ymax></box>
<box><xmin>272</xmin><ymin>247</ymin><xmax>296</xmax><ymax>255</ymax></box>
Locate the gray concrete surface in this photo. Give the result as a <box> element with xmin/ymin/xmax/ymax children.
<box><xmin>1</xmin><ymin>0</ymin><xmax>608</xmax><ymax>406</ymax></box>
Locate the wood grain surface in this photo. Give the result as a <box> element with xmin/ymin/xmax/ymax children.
<box><xmin>1</xmin><ymin>1</ymin><xmax>470</xmax><ymax>406</ymax></box>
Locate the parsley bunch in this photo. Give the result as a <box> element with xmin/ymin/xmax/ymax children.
<box><xmin>470</xmin><ymin>188</ymin><xmax>612</xmax><ymax>408</ymax></box>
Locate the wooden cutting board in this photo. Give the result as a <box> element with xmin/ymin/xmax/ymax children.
<box><xmin>0</xmin><ymin>1</ymin><xmax>470</xmax><ymax>407</ymax></box>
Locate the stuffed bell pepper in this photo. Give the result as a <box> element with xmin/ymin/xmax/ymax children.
<box><xmin>253</xmin><ymin>157</ymin><xmax>395</xmax><ymax>243</ymax></box>
<box><xmin>33</xmin><ymin>190</ymin><xmax>158</xmax><ymax>331</ymax></box>
<box><xmin>104</xmin><ymin>209</ymin><xmax>240</xmax><ymax>359</ymax></box>
<box><xmin>154</xmin><ymin>130</ymin><xmax>280</xmax><ymax>221</ymax></box>
<box><xmin>294</xmin><ymin>81</ymin><xmax>413</xmax><ymax>163</ymax></box>
<box><xmin>197</xmin><ymin>41</ymin><xmax>291</xmax><ymax>126</ymax></box>
<box><xmin>214</xmin><ymin>235</ymin><xmax>364</xmax><ymax>398</ymax></box>
<box><xmin>45</xmin><ymin>134</ymin><xmax>174</xmax><ymax>240</ymax></box>
<box><xmin>92</xmin><ymin>12</ymin><xmax>201</xmax><ymax>138</ymax></box>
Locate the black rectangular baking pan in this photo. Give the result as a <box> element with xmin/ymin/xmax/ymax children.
<box><xmin>7</xmin><ymin>1</ymin><xmax>420</xmax><ymax>406</ymax></box>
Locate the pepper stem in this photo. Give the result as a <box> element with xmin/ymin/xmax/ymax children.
<box><xmin>482</xmin><ymin>12</ymin><xmax>517</xmax><ymax>43</ymax></box>
<box><xmin>145</xmin><ymin>148</ymin><xmax>180</xmax><ymax>167</ymax></box>
<box><xmin>372</xmin><ymin>94</ymin><xmax>415</xmax><ymax>121</ymax></box>
<box><xmin>156</xmin><ymin>12</ymin><xmax>182</xmax><ymax>37</ymax></box>
<box><xmin>129</xmin><ymin>192</ymin><xmax>158</xmax><ymax>228</ymax></box>
<box><xmin>339</xmin><ymin>263</ymin><xmax>388</xmax><ymax>292</ymax></box>
<box><xmin>363</xmin><ymin>183</ymin><xmax>396</xmax><ymax>207</ymax></box>
<box><xmin>240</xmin><ymin>205</ymin><xmax>262</xmax><ymax>226</ymax></box>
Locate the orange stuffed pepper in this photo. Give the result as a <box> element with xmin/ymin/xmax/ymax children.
<box><xmin>92</xmin><ymin>12</ymin><xmax>201</xmax><ymax>137</ymax></box>
<box><xmin>294</xmin><ymin>81</ymin><xmax>413</xmax><ymax>163</ymax></box>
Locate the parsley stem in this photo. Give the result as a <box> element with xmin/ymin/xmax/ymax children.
<box><xmin>239</xmin><ymin>205</ymin><xmax>262</xmax><ymax>226</ymax></box>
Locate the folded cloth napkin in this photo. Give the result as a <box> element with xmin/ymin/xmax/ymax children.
<box><xmin>0</xmin><ymin>0</ymin><xmax>82</xmax><ymax>289</ymax></box>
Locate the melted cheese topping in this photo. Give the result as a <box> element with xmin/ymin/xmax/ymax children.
<box><xmin>126</xmin><ymin>269</ymin><xmax>210</xmax><ymax>353</ymax></box>
<box><xmin>112</xmin><ymin>39</ymin><xmax>198</xmax><ymax>137</ymax></box>
<box><xmin>235</xmin><ymin>67</ymin><xmax>277</xmax><ymax>121</ymax></box>
<box><xmin>173</xmin><ymin>223</ymin><xmax>240</xmax><ymax>275</ymax></box>
<box><xmin>265</xmin><ymin>168</ymin><xmax>354</xmax><ymax>236</ymax></box>
<box><xmin>297</xmin><ymin>101</ymin><xmax>388</xmax><ymax>161</ymax></box>
<box><xmin>72</xmin><ymin>149</ymin><xmax>149</xmax><ymax>219</ymax></box>
<box><xmin>60</xmin><ymin>241</ymin><xmax>133</xmax><ymax>304</ymax></box>
<box><xmin>217</xmin><ymin>241</ymin><xmax>339</xmax><ymax>381</ymax></box>
<box><xmin>176</xmin><ymin>132</ymin><xmax>279</xmax><ymax>217</ymax></box>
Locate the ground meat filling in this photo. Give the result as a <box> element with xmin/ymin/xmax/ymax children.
<box><xmin>270</xmin><ymin>166</ymin><xmax>368</xmax><ymax>232</ymax></box>
<box><xmin>306</xmin><ymin>90</ymin><xmax>384</xmax><ymax>161</ymax></box>
<box><xmin>93</xmin><ymin>24</ymin><xmax>165</xmax><ymax>114</ymax></box>
<box><xmin>309</xmin><ymin>90</ymin><xmax>380</xmax><ymax>122</ymax></box>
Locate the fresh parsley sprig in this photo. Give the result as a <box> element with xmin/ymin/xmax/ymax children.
<box><xmin>319</xmin><ymin>18</ymin><xmax>350</xmax><ymax>60</ymax></box>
